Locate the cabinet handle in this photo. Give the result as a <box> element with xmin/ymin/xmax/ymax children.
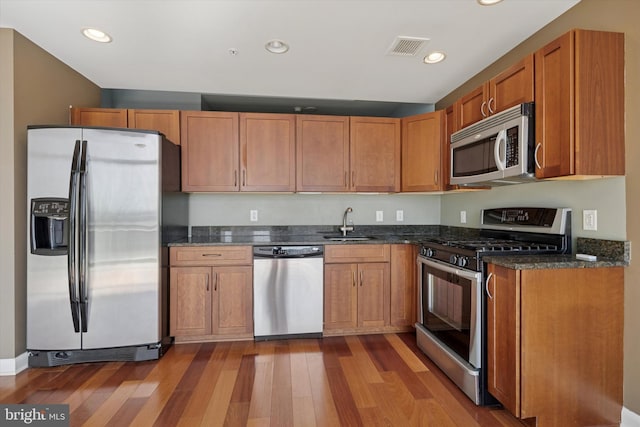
<box><xmin>488</xmin><ymin>97</ymin><xmax>495</xmax><ymax>115</ymax></box>
<box><xmin>214</xmin><ymin>272</ymin><xmax>218</xmax><ymax>291</ymax></box>
<box><xmin>202</xmin><ymin>253</ymin><xmax>222</xmax><ymax>257</ymax></box>
<box><xmin>352</xmin><ymin>271</ymin><xmax>356</xmax><ymax>287</ymax></box>
<box><xmin>359</xmin><ymin>271</ymin><xmax>363</xmax><ymax>287</ymax></box>
<box><xmin>242</xmin><ymin>170</ymin><xmax>246</xmax><ymax>187</ymax></box>
<box><xmin>234</xmin><ymin>170</ymin><xmax>238</xmax><ymax>187</ymax></box>
<box><xmin>481</xmin><ymin>101</ymin><xmax>488</xmax><ymax>118</ymax></box>
<box><xmin>434</xmin><ymin>170</ymin><xmax>438</xmax><ymax>186</ymax></box>
<box><xmin>351</xmin><ymin>171</ymin><xmax>355</xmax><ymax>188</ymax></box>
<box><xmin>206</xmin><ymin>275</ymin><xmax>209</xmax><ymax>291</ymax></box>
<box><xmin>344</xmin><ymin>171</ymin><xmax>347</xmax><ymax>187</ymax></box>
<box><xmin>534</xmin><ymin>143</ymin><xmax>542</xmax><ymax>170</ymax></box>
<box><xmin>485</xmin><ymin>272</ymin><xmax>494</xmax><ymax>300</ymax></box>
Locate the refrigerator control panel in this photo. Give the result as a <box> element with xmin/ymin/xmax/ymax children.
<box><xmin>30</xmin><ymin>197</ymin><xmax>69</xmax><ymax>255</ymax></box>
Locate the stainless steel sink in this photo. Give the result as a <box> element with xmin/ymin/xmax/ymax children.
<box><xmin>323</xmin><ymin>236</ymin><xmax>375</xmax><ymax>241</ymax></box>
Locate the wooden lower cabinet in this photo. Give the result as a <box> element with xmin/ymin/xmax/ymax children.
<box><xmin>390</xmin><ymin>244</ymin><xmax>416</xmax><ymax>327</ymax></box>
<box><xmin>486</xmin><ymin>264</ymin><xmax>623</xmax><ymax>427</ymax></box>
<box><xmin>323</xmin><ymin>244</ymin><xmax>415</xmax><ymax>335</ymax></box>
<box><xmin>169</xmin><ymin>246</ymin><xmax>253</xmax><ymax>342</ymax></box>
<box><xmin>324</xmin><ymin>262</ymin><xmax>389</xmax><ymax>333</ymax></box>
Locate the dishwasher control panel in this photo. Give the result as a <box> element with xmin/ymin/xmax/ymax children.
<box><xmin>253</xmin><ymin>245</ymin><xmax>323</xmax><ymax>258</ymax></box>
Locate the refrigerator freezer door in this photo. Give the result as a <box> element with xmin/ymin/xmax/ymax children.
<box><xmin>80</xmin><ymin>129</ymin><xmax>162</xmax><ymax>349</ymax></box>
<box><xmin>27</xmin><ymin>127</ymin><xmax>83</xmax><ymax>350</ymax></box>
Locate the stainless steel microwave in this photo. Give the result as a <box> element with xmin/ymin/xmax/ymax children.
<box><xmin>450</xmin><ymin>102</ymin><xmax>535</xmax><ymax>186</ymax></box>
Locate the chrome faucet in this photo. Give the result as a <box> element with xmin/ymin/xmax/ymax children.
<box><xmin>340</xmin><ymin>207</ymin><xmax>354</xmax><ymax>236</ymax></box>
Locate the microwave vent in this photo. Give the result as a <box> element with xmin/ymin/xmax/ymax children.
<box><xmin>386</xmin><ymin>36</ymin><xmax>429</xmax><ymax>56</ymax></box>
<box><xmin>451</xmin><ymin>103</ymin><xmax>532</xmax><ymax>143</ymax></box>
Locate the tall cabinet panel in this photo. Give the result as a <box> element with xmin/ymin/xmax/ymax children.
<box><xmin>350</xmin><ymin>117</ymin><xmax>401</xmax><ymax>192</ymax></box>
<box><xmin>180</xmin><ymin>111</ymin><xmax>239</xmax><ymax>192</ymax></box>
<box><xmin>296</xmin><ymin>115</ymin><xmax>350</xmax><ymax>192</ymax></box>
<box><xmin>534</xmin><ymin>30</ymin><xmax>624</xmax><ymax>178</ymax></box>
<box><xmin>128</xmin><ymin>109</ymin><xmax>181</xmax><ymax>145</ymax></box>
<box><xmin>240</xmin><ymin>113</ymin><xmax>296</xmax><ymax>192</ymax></box>
<box><xmin>401</xmin><ymin>111</ymin><xmax>444</xmax><ymax>192</ymax></box>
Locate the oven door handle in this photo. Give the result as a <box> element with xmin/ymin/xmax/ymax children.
<box><xmin>485</xmin><ymin>272</ymin><xmax>494</xmax><ymax>300</ymax></box>
<box><xmin>419</xmin><ymin>256</ymin><xmax>482</xmax><ymax>282</ymax></box>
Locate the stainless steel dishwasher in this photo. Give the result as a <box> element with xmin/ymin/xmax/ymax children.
<box><xmin>253</xmin><ymin>245</ymin><xmax>323</xmax><ymax>340</ymax></box>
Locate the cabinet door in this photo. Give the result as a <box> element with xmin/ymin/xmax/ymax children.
<box><xmin>128</xmin><ymin>109</ymin><xmax>181</xmax><ymax>145</ymax></box>
<box><xmin>169</xmin><ymin>267</ymin><xmax>212</xmax><ymax>336</ymax></box>
<box><xmin>489</xmin><ymin>54</ymin><xmax>534</xmax><ymax>115</ymax></box>
<box><xmin>212</xmin><ymin>266</ymin><xmax>253</xmax><ymax>336</ymax></box>
<box><xmin>296</xmin><ymin>115</ymin><xmax>350</xmax><ymax>191</ymax></box>
<box><xmin>401</xmin><ymin>111</ymin><xmax>444</xmax><ymax>192</ymax></box>
<box><xmin>350</xmin><ymin>117</ymin><xmax>401</xmax><ymax>192</ymax></box>
<box><xmin>240</xmin><ymin>113</ymin><xmax>296</xmax><ymax>191</ymax></box>
<box><xmin>456</xmin><ymin>84</ymin><xmax>487</xmax><ymax>129</ymax></box>
<box><xmin>534</xmin><ymin>32</ymin><xmax>574</xmax><ymax>179</ymax></box>
<box><xmin>70</xmin><ymin>107</ymin><xmax>128</xmax><ymax>127</ymax></box>
<box><xmin>180</xmin><ymin>111</ymin><xmax>239</xmax><ymax>191</ymax></box>
<box><xmin>324</xmin><ymin>263</ymin><xmax>358</xmax><ymax>330</ymax></box>
<box><xmin>390</xmin><ymin>245</ymin><xmax>416</xmax><ymax>327</ymax></box>
<box><xmin>357</xmin><ymin>262</ymin><xmax>390</xmax><ymax>329</ymax></box>
<box><xmin>486</xmin><ymin>264</ymin><xmax>521</xmax><ymax>417</ymax></box>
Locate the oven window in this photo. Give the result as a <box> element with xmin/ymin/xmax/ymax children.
<box><xmin>420</xmin><ymin>263</ymin><xmax>472</xmax><ymax>361</ymax></box>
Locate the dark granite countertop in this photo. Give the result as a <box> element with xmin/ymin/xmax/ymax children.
<box><xmin>484</xmin><ymin>238</ymin><xmax>630</xmax><ymax>269</ymax></box>
<box><xmin>166</xmin><ymin>226</ymin><xmax>630</xmax><ymax>269</ymax></box>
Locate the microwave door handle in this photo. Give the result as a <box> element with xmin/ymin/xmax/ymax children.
<box><xmin>494</xmin><ymin>129</ymin><xmax>507</xmax><ymax>171</ymax></box>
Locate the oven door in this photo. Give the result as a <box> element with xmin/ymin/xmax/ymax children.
<box><xmin>417</xmin><ymin>256</ymin><xmax>482</xmax><ymax>369</ymax></box>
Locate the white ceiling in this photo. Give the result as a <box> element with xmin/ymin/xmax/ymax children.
<box><xmin>0</xmin><ymin>0</ymin><xmax>580</xmax><ymax>108</ymax></box>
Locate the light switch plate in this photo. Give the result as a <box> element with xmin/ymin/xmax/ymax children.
<box><xmin>460</xmin><ymin>210</ymin><xmax>467</xmax><ymax>224</ymax></box>
<box><xmin>396</xmin><ymin>210</ymin><xmax>404</xmax><ymax>222</ymax></box>
<box><xmin>583</xmin><ymin>210</ymin><xmax>597</xmax><ymax>231</ymax></box>
<box><xmin>250</xmin><ymin>210</ymin><xmax>258</xmax><ymax>222</ymax></box>
<box><xmin>376</xmin><ymin>211</ymin><xmax>384</xmax><ymax>222</ymax></box>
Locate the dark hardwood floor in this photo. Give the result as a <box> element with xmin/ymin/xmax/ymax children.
<box><xmin>0</xmin><ymin>333</ymin><xmax>525</xmax><ymax>426</ymax></box>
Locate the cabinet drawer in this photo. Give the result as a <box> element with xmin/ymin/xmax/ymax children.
<box><xmin>170</xmin><ymin>246</ymin><xmax>252</xmax><ymax>266</ymax></box>
<box><xmin>325</xmin><ymin>244</ymin><xmax>390</xmax><ymax>263</ymax></box>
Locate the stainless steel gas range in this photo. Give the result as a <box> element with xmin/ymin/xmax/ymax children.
<box><xmin>415</xmin><ymin>207</ymin><xmax>572</xmax><ymax>405</ymax></box>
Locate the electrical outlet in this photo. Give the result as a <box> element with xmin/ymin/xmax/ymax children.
<box><xmin>250</xmin><ymin>210</ymin><xmax>258</xmax><ymax>222</ymax></box>
<box><xmin>396</xmin><ymin>210</ymin><xmax>404</xmax><ymax>222</ymax></box>
<box><xmin>376</xmin><ymin>211</ymin><xmax>384</xmax><ymax>222</ymax></box>
<box><xmin>583</xmin><ymin>210</ymin><xmax>597</xmax><ymax>231</ymax></box>
<box><xmin>460</xmin><ymin>210</ymin><xmax>467</xmax><ymax>224</ymax></box>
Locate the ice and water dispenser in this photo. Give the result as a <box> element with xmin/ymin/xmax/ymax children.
<box><xmin>30</xmin><ymin>198</ymin><xmax>69</xmax><ymax>255</ymax></box>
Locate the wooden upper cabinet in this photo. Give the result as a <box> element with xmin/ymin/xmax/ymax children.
<box><xmin>490</xmin><ymin>54</ymin><xmax>534</xmax><ymax>114</ymax></box>
<box><xmin>128</xmin><ymin>109</ymin><xmax>181</xmax><ymax>145</ymax></box>
<box><xmin>240</xmin><ymin>113</ymin><xmax>296</xmax><ymax>192</ymax></box>
<box><xmin>534</xmin><ymin>30</ymin><xmax>624</xmax><ymax>179</ymax></box>
<box><xmin>296</xmin><ymin>115</ymin><xmax>350</xmax><ymax>192</ymax></box>
<box><xmin>455</xmin><ymin>54</ymin><xmax>534</xmax><ymax>129</ymax></box>
<box><xmin>350</xmin><ymin>117</ymin><xmax>401</xmax><ymax>192</ymax></box>
<box><xmin>180</xmin><ymin>111</ymin><xmax>239</xmax><ymax>192</ymax></box>
<box><xmin>70</xmin><ymin>107</ymin><xmax>128</xmax><ymax>128</ymax></box>
<box><xmin>401</xmin><ymin>110</ymin><xmax>444</xmax><ymax>192</ymax></box>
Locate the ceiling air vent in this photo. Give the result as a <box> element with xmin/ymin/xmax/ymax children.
<box><xmin>386</xmin><ymin>36</ymin><xmax>430</xmax><ymax>57</ymax></box>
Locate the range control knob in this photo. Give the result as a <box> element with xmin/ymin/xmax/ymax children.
<box><xmin>422</xmin><ymin>247</ymin><xmax>435</xmax><ymax>257</ymax></box>
<box><xmin>449</xmin><ymin>254</ymin><xmax>458</xmax><ymax>265</ymax></box>
<box><xmin>457</xmin><ymin>256</ymin><xmax>468</xmax><ymax>268</ymax></box>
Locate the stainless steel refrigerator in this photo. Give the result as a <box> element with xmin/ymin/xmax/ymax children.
<box><xmin>26</xmin><ymin>126</ymin><xmax>186</xmax><ymax>367</ymax></box>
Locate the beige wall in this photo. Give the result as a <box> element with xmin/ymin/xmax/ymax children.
<box><xmin>437</xmin><ymin>0</ymin><xmax>640</xmax><ymax>414</ymax></box>
<box><xmin>0</xmin><ymin>28</ymin><xmax>100</xmax><ymax>360</ymax></box>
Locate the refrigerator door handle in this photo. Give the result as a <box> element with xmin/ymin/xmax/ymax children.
<box><xmin>79</xmin><ymin>140</ymin><xmax>89</xmax><ymax>333</ymax></box>
<box><xmin>68</xmin><ymin>140</ymin><xmax>81</xmax><ymax>333</ymax></box>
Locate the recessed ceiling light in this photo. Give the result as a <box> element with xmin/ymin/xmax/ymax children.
<box><xmin>82</xmin><ymin>27</ymin><xmax>112</xmax><ymax>43</ymax></box>
<box><xmin>265</xmin><ymin>39</ymin><xmax>289</xmax><ymax>54</ymax></box>
<box><xmin>424</xmin><ymin>51</ymin><xmax>446</xmax><ymax>64</ymax></box>
<box><xmin>477</xmin><ymin>0</ymin><xmax>504</xmax><ymax>5</ymax></box>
